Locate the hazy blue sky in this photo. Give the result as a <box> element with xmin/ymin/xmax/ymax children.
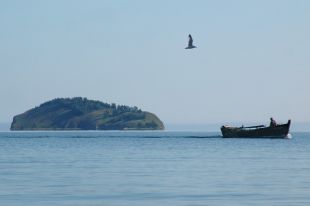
<box><xmin>1</xmin><ymin>0</ymin><xmax>309</xmax><ymax>125</ymax></box>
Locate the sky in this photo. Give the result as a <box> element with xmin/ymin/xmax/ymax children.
<box><xmin>0</xmin><ymin>0</ymin><xmax>309</xmax><ymax>125</ymax></box>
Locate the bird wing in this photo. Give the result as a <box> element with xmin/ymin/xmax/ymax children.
<box><xmin>188</xmin><ymin>35</ymin><xmax>193</xmax><ymax>47</ymax></box>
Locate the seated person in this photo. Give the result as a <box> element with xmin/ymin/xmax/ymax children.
<box><xmin>270</xmin><ymin>117</ymin><xmax>277</xmax><ymax>127</ymax></box>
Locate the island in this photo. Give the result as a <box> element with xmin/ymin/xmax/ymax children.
<box><xmin>10</xmin><ymin>97</ymin><xmax>165</xmax><ymax>130</ymax></box>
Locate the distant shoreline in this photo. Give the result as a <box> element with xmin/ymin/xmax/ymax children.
<box><xmin>1</xmin><ymin>122</ymin><xmax>310</xmax><ymax>132</ymax></box>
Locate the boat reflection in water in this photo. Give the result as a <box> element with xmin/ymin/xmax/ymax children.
<box><xmin>221</xmin><ymin>120</ymin><xmax>291</xmax><ymax>138</ymax></box>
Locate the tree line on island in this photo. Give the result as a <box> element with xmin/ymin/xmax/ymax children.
<box><xmin>11</xmin><ymin>97</ymin><xmax>164</xmax><ymax>130</ymax></box>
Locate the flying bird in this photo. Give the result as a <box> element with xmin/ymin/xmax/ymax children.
<box><xmin>185</xmin><ymin>34</ymin><xmax>197</xmax><ymax>49</ymax></box>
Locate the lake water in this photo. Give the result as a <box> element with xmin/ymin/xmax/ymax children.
<box><xmin>0</xmin><ymin>131</ymin><xmax>310</xmax><ymax>206</ymax></box>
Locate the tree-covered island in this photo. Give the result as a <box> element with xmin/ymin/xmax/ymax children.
<box><xmin>11</xmin><ymin>97</ymin><xmax>164</xmax><ymax>130</ymax></box>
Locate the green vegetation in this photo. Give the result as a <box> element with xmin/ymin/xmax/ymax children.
<box><xmin>11</xmin><ymin>97</ymin><xmax>165</xmax><ymax>130</ymax></box>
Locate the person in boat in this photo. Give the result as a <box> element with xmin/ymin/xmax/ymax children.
<box><xmin>270</xmin><ymin>117</ymin><xmax>277</xmax><ymax>127</ymax></box>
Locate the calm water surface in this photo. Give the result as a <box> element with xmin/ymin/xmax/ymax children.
<box><xmin>0</xmin><ymin>131</ymin><xmax>310</xmax><ymax>206</ymax></box>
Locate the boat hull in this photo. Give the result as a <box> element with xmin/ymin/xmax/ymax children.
<box><xmin>221</xmin><ymin>120</ymin><xmax>291</xmax><ymax>138</ymax></box>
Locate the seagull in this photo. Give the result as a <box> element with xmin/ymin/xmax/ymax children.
<box><xmin>185</xmin><ymin>34</ymin><xmax>197</xmax><ymax>49</ymax></box>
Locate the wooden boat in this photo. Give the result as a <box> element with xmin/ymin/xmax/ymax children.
<box><xmin>221</xmin><ymin>120</ymin><xmax>291</xmax><ymax>138</ymax></box>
